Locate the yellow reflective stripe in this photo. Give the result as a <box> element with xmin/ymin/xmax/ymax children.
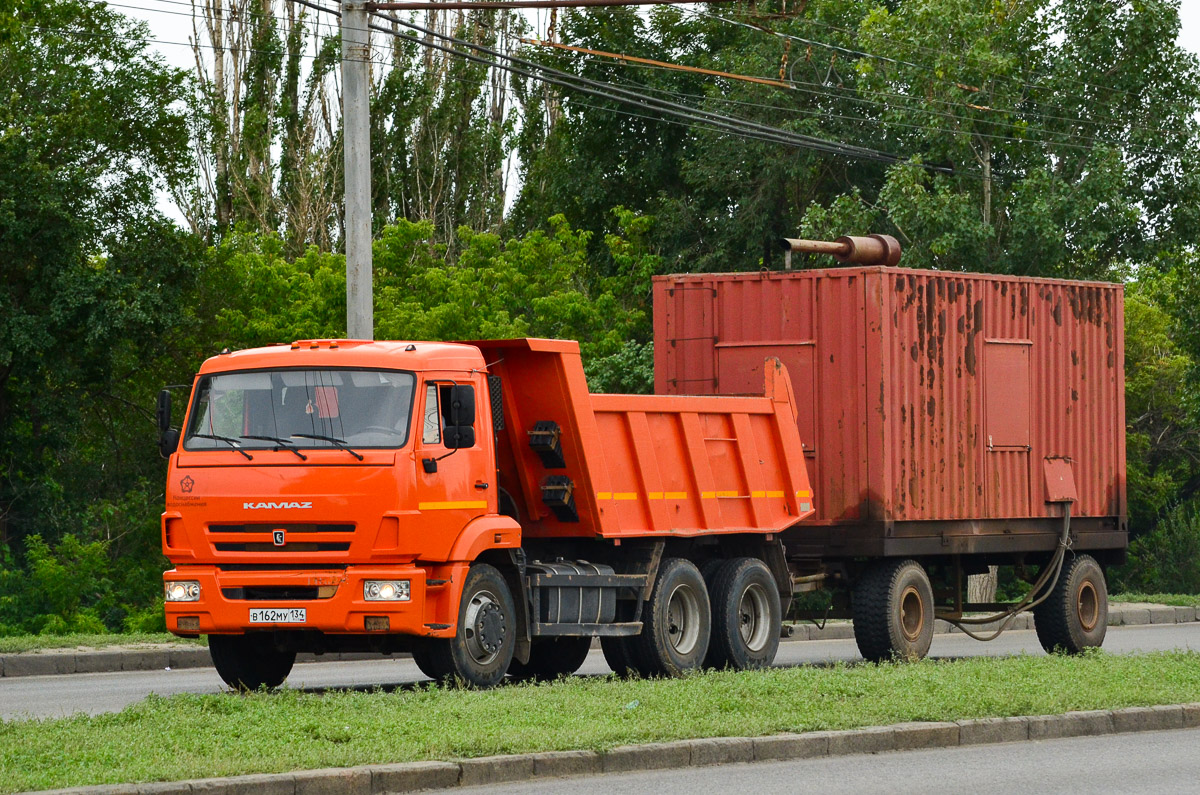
<box><xmin>418</xmin><ymin>500</ymin><xmax>488</xmax><ymax>511</ymax></box>
<box><xmin>649</xmin><ymin>492</ymin><xmax>663</xmax><ymax>500</ymax></box>
<box><xmin>766</xmin><ymin>490</ymin><xmax>784</xmax><ymax>498</ymax></box>
<box><xmin>614</xmin><ymin>493</ymin><xmax>637</xmax><ymax>500</ymax></box>
<box><xmin>665</xmin><ymin>492</ymin><xmax>687</xmax><ymax>499</ymax></box>
<box><xmin>715</xmin><ymin>490</ymin><xmax>738</xmax><ymax>498</ymax></box>
<box><xmin>751</xmin><ymin>491</ymin><xmax>766</xmax><ymax>498</ymax></box>
<box><xmin>597</xmin><ymin>492</ymin><xmax>613</xmax><ymax>500</ymax></box>
<box><xmin>797</xmin><ymin>490</ymin><xmax>812</xmax><ymax>499</ymax></box>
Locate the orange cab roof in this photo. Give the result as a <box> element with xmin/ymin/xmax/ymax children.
<box><xmin>196</xmin><ymin>339</ymin><xmax>489</xmax><ymax>375</ymax></box>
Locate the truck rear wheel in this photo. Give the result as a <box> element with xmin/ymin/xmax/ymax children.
<box><xmin>852</xmin><ymin>559</ymin><xmax>934</xmax><ymax>663</ymax></box>
<box><xmin>209</xmin><ymin>633</ymin><xmax>296</xmax><ymax>690</ymax></box>
<box><xmin>1033</xmin><ymin>554</ymin><xmax>1108</xmax><ymax>654</ymax></box>
<box><xmin>507</xmin><ymin>636</ymin><xmax>593</xmax><ymax>681</ymax></box>
<box><xmin>705</xmin><ymin>558</ymin><xmax>781</xmax><ymax>670</ymax></box>
<box><xmin>631</xmin><ymin>557</ymin><xmax>711</xmax><ymax>677</ymax></box>
<box><xmin>419</xmin><ymin>563</ymin><xmax>516</xmax><ymax>688</ymax></box>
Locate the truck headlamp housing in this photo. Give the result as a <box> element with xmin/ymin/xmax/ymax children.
<box><xmin>364</xmin><ymin>580</ymin><xmax>410</xmax><ymax>601</ymax></box>
<box><xmin>165</xmin><ymin>581</ymin><xmax>201</xmax><ymax>602</ymax></box>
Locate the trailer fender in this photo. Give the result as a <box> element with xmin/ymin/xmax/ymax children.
<box><xmin>447</xmin><ymin>514</ymin><xmax>522</xmax><ymax>562</ymax></box>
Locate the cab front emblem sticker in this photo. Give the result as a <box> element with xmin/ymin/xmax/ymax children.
<box><xmin>180</xmin><ymin>475</ymin><xmax>195</xmax><ymax>493</ymax></box>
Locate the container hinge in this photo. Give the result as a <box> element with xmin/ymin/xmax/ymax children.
<box><xmin>528</xmin><ymin>420</ymin><xmax>566</xmax><ymax>468</ymax></box>
<box><xmin>540</xmin><ymin>475</ymin><xmax>579</xmax><ymax>522</ymax></box>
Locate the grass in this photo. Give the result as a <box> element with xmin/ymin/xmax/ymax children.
<box><xmin>3</xmin><ymin>651</ymin><xmax>1200</xmax><ymax>792</ymax></box>
<box><xmin>1111</xmin><ymin>593</ymin><xmax>1200</xmax><ymax>608</ymax></box>
<box><xmin>0</xmin><ymin>633</ymin><xmax>204</xmax><ymax>654</ymax></box>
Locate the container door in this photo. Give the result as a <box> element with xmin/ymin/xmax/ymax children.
<box><xmin>983</xmin><ymin>340</ymin><xmax>1032</xmax><ymax>516</ymax></box>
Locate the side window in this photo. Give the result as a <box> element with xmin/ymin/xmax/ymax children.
<box><xmin>422</xmin><ymin>384</ymin><xmax>441</xmax><ymax>444</ymax></box>
<box><xmin>438</xmin><ymin>384</ymin><xmax>455</xmax><ymax>429</ymax></box>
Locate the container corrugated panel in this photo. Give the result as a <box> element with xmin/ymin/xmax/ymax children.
<box><xmin>476</xmin><ymin>339</ymin><xmax>815</xmax><ymax>540</ymax></box>
<box><xmin>653</xmin><ymin>267</ymin><xmax>1126</xmax><ymax>526</ymax></box>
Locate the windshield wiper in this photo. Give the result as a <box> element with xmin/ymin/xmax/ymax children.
<box><xmin>291</xmin><ymin>433</ymin><xmax>364</xmax><ymax>461</ymax></box>
<box><xmin>191</xmin><ymin>433</ymin><xmax>254</xmax><ymax>460</ymax></box>
<box><xmin>240</xmin><ymin>435</ymin><xmax>308</xmax><ymax>460</ymax></box>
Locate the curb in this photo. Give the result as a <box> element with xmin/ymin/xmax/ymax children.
<box><xmin>3</xmin><ymin>604</ymin><xmax>1195</xmax><ymax>678</ymax></box>
<box><xmin>39</xmin><ymin>703</ymin><xmax>1200</xmax><ymax>794</ymax></box>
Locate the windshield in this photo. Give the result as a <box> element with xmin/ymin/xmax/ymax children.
<box><xmin>183</xmin><ymin>369</ymin><xmax>416</xmax><ymax>451</ymax></box>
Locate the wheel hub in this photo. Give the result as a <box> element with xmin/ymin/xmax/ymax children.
<box><xmin>666</xmin><ymin>583</ymin><xmax>701</xmax><ymax>655</ymax></box>
<box><xmin>738</xmin><ymin>583</ymin><xmax>772</xmax><ymax>652</ymax></box>
<box><xmin>1077</xmin><ymin>580</ymin><xmax>1099</xmax><ymax>632</ymax></box>
<box><xmin>899</xmin><ymin>585</ymin><xmax>925</xmax><ymax>642</ymax></box>
<box><xmin>463</xmin><ymin>589</ymin><xmax>506</xmax><ymax>664</ymax></box>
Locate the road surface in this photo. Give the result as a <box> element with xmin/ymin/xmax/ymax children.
<box><xmin>2</xmin><ymin>623</ymin><xmax>1197</xmax><ymax>720</ymax></box>
<box><xmin>457</xmin><ymin>727</ymin><xmax>1200</xmax><ymax>795</ymax></box>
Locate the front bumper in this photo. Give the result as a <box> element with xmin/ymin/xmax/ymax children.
<box><xmin>163</xmin><ymin>565</ymin><xmax>440</xmax><ymax>636</ymax></box>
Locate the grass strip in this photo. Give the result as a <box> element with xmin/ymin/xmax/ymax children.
<box><xmin>3</xmin><ymin>650</ymin><xmax>1200</xmax><ymax>792</ymax></box>
<box><xmin>1111</xmin><ymin>593</ymin><xmax>1200</xmax><ymax>608</ymax></box>
<box><xmin>0</xmin><ymin>633</ymin><xmax>203</xmax><ymax>654</ymax></box>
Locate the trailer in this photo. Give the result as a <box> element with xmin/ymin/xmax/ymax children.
<box><xmin>158</xmin><ymin>338</ymin><xmax>814</xmax><ymax>687</ymax></box>
<box><xmin>654</xmin><ymin>238</ymin><xmax>1127</xmax><ymax>659</ymax></box>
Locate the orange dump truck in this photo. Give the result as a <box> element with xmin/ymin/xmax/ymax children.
<box><xmin>157</xmin><ymin>338</ymin><xmax>814</xmax><ymax>687</ymax></box>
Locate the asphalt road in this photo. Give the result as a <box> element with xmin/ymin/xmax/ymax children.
<box><xmin>2</xmin><ymin>623</ymin><xmax>1198</xmax><ymax>721</ymax></box>
<box><xmin>457</xmin><ymin>727</ymin><xmax>1200</xmax><ymax>795</ymax></box>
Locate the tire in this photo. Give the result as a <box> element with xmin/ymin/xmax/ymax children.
<box><xmin>705</xmin><ymin>558</ymin><xmax>782</xmax><ymax>670</ymax></box>
<box><xmin>1033</xmin><ymin>554</ymin><xmax>1108</xmax><ymax>654</ymax></box>
<box><xmin>209</xmin><ymin>633</ymin><xmax>296</xmax><ymax>690</ymax></box>
<box><xmin>419</xmin><ymin>563</ymin><xmax>516</xmax><ymax>688</ymax></box>
<box><xmin>507</xmin><ymin>636</ymin><xmax>593</xmax><ymax>681</ymax></box>
<box><xmin>631</xmin><ymin>558</ymin><xmax>711</xmax><ymax>677</ymax></box>
<box><xmin>852</xmin><ymin>559</ymin><xmax>935</xmax><ymax>663</ymax></box>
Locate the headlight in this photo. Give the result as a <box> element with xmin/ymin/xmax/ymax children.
<box><xmin>364</xmin><ymin>580</ymin><xmax>410</xmax><ymax>601</ymax></box>
<box><xmin>165</xmin><ymin>581</ymin><xmax>201</xmax><ymax>602</ymax></box>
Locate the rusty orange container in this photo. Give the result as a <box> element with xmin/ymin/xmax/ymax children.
<box><xmin>654</xmin><ymin>267</ymin><xmax>1127</xmax><ymax>559</ymax></box>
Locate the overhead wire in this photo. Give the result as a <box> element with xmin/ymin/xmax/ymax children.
<box><xmin>293</xmin><ymin>0</ymin><xmax>952</xmax><ymax>172</ymax></box>
<box><xmin>678</xmin><ymin>6</ymin><xmax>1177</xmax><ymax>146</ymax></box>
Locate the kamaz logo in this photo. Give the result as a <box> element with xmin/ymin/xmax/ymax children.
<box><xmin>243</xmin><ymin>501</ymin><xmax>313</xmax><ymax>510</ymax></box>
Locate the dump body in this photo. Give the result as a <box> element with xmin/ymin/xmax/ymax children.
<box><xmin>475</xmin><ymin>338</ymin><xmax>814</xmax><ymax>539</ymax></box>
<box><xmin>654</xmin><ymin>266</ymin><xmax>1127</xmax><ymax>559</ymax></box>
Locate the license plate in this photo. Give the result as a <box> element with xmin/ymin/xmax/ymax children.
<box><xmin>249</xmin><ymin>608</ymin><xmax>306</xmax><ymax>624</ymax></box>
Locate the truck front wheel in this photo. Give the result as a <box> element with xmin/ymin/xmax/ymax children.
<box><xmin>631</xmin><ymin>558</ymin><xmax>711</xmax><ymax>677</ymax></box>
<box><xmin>1033</xmin><ymin>554</ymin><xmax>1108</xmax><ymax>654</ymax></box>
<box><xmin>852</xmin><ymin>559</ymin><xmax>935</xmax><ymax>662</ymax></box>
<box><xmin>209</xmin><ymin>633</ymin><xmax>296</xmax><ymax>690</ymax></box>
<box><xmin>705</xmin><ymin>557</ymin><xmax>781</xmax><ymax>670</ymax></box>
<box><xmin>419</xmin><ymin>563</ymin><xmax>516</xmax><ymax>688</ymax></box>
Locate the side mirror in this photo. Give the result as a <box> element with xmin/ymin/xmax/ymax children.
<box><xmin>156</xmin><ymin>389</ymin><xmax>173</xmax><ymax>435</ymax></box>
<box><xmin>443</xmin><ymin>425</ymin><xmax>475</xmax><ymax>449</ymax></box>
<box><xmin>156</xmin><ymin>389</ymin><xmax>180</xmax><ymax>459</ymax></box>
<box><xmin>448</xmin><ymin>384</ymin><xmax>475</xmax><ymax>426</ymax></box>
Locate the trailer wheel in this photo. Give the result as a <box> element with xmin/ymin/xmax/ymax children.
<box><xmin>1033</xmin><ymin>554</ymin><xmax>1108</xmax><ymax>654</ymax></box>
<box><xmin>209</xmin><ymin>634</ymin><xmax>296</xmax><ymax>690</ymax></box>
<box><xmin>852</xmin><ymin>559</ymin><xmax>934</xmax><ymax>662</ymax></box>
<box><xmin>705</xmin><ymin>558</ymin><xmax>781</xmax><ymax>670</ymax></box>
<box><xmin>507</xmin><ymin>636</ymin><xmax>593</xmax><ymax>681</ymax></box>
<box><xmin>419</xmin><ymin>563</ymin><xmax>516</xmax><ymax>688</ymax></box>
<box><xmin>632</xmin><ymin>558</ymin><xmax>711</xmax><ymax>677</ymax></box>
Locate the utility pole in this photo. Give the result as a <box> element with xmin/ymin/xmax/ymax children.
<box><xmin>342</xmin><ymin>1</ymin><xmax>373</xmax><ymax>340</ymax></box>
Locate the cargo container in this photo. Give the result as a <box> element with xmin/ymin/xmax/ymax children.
<box><xmin>157</xmin><ymin>337</ymin><xmax>815</xmax><ymax>688</ymax></box>
<box><xmin>655</xmin><ymin>254</ymin><xmax>1126</xmax><ymax>658</ymax></box>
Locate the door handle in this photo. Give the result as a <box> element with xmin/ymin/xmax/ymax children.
<box><xmin>474</xmin><ymin>481</ymin><xmax>489</xmax><ymax>490</ymax></box>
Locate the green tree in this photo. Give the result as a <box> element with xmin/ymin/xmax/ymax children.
<box><xmin>0</xmin><ymin>0</ymin><xmax>203</xmax><ymax>607</ymax></box>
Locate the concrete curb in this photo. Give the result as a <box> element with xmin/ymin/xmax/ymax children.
<box><xmin>40</xmin><ymin>704</ymin><xmax>1200</xmax><ymax>794</ymax></box>
<box><xmin>3</xmin><ymin>603</ymin><xmax>1195</xmax><ymax>678</ymax></box>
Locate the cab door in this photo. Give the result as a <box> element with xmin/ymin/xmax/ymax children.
<box><xmin>412</xmin><ymin>375</ymin><xmax>491</xmax><ymax>559</ymax></box>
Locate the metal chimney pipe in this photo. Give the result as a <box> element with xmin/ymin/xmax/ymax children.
<box><xmin>778</xmin><ymin>234</ymin><xmax>902</xmax><ymax>267</ymax></box>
